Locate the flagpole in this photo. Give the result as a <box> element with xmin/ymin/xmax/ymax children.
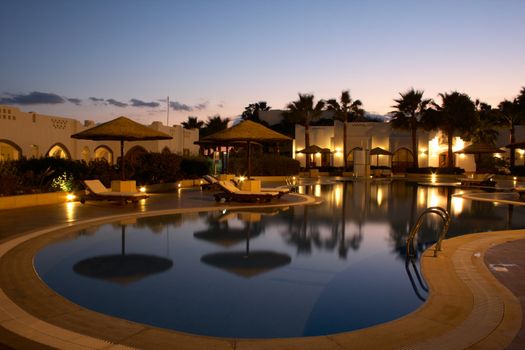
<box><xmin>166</xmin><ymin>96</ymin><xmax>169</xmax><ymax>126</ymax></box>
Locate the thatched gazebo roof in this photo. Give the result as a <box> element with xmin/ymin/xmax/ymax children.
<box><xmin>455</xmin><ymin>143</ymin><xmax>505</xmax><ymax>154</ymax></box>
<box><xmin>71</xmin><ymin>116</ymin><xmax>172</xmax><ymax>179</ymax></box>
<box><xmin>201</xmin><ymin>120</ymin><xmax>291</xmax><ymax>143</ymax></box>
<box><xmin>296</xmin><ymin>145</ymin><xmax>332</xmax><ymax>154</ymax></box>
<box><xmin>369</xmin><ymin>147</ymin><xmax>393</xmax><ymax>156</ymax></box>
<box><xmin>71</xmin><ymin>116</ymin><xmax>172</xmax><ymax>141</ymax></box>
<box><xmin>200</xmin><ymin>251</ymin><xmax>291</xmax><ymax>278</ymax></box>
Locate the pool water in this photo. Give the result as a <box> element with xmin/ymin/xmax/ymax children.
<box><xmin>34</xmin><ymin>181</ymin><xmax>525</xmax><ymax>338</ymax></box>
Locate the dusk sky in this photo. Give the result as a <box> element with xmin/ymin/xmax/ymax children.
<box><xmin>1</xmin><ymin>0</ymin><xmax>524</xmax><ymax>125</ymax></box>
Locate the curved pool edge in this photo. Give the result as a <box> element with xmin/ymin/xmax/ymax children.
<box><xmin>0</xmin><ymin>196</ymin><xmax>523</xmax><ymax>349</ymax></box>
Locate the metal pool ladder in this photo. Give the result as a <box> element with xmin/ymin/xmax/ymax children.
<box><xmin>406</xmin><ymin>206</ymin><xmax>450</xmax><ymax>258</ymax></box>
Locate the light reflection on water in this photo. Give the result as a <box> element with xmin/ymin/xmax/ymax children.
<box><xmin>34</xmin><ymin>181</ymin><xmax>525</xmax><ymax>338</ymax></box>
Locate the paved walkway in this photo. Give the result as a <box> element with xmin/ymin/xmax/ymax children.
<box><xmin>0</xmin><ymin>188</ymin><xmax>524</xmax><ymax>349</ymax></box>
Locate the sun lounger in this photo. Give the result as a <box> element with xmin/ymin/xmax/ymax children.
<box><xmin>457</xmin><ymin>174</ymin><xmax>495</xmax><ymax>187</ymax></box>
<box><xmin>80</xmin><ymin>180</ymin><xmax>149</xmax><ymax>204</ymax></box>
<box><xmin>213</xmin><ymin>181</ymin><xmax>281</xmax><ymax>203</ymax></box>
<box><xmin>201</xmin><ymin>175</ymin><xmax>221</xmax><ymax>190</ymax></box>
<box><xmin>229</xmin><ymin>178</ymin><xmax>291</xmax><ymax>196</ymax></box>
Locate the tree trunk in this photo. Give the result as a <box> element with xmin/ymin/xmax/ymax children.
<box><xmin>411</xmin><ymin>121</ymin><xmax>418</xmax><ymax>168</ymax></box>
<box><xmin>510</xmin><ymin>124</ymin><xmax>516</xmax><ymax>167</ymax></box>
<box><xmin>305</xmin><ymin>123</ymin><xmax>311</xmax><ymax>170</ymax></box>
<box><xmin>343</xmin><ymin>122</ymin><xmax>348</xmax><ymax>171</ymax></box>
<box><xmin>447</xmin><ymin>130</ymin><xmax>454</xmax><ymax>168</ymax></box>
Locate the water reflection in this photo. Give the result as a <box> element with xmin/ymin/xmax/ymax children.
<box><xmin>73</xmin><ymin>219</ymin><xmax>173</xmax><ymax>285</ymax></box>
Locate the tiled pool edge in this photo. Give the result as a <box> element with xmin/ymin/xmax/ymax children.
<box><xmin>0</xmin><ymin>199</ymin><xmax>523</xmax><ymax>349</ymax></box>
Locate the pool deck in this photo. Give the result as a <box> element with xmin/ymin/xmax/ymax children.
<box><xmin>0</xmin><ymin>188</ymin><xmax>524</xmax><ymax>349</ymax></box>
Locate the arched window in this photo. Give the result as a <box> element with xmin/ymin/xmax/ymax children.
<box><xmin>0</xmin><ymin>139</ymin><xmax>22</xmax><ymax>160</ymax></box>
<box><xmin>161</xmin><ymin>146</ymin><xmax>171</xmax><ymax>154</ymax></box>
<box><xmin>94</xmin><ymin>146</ymin><xmax>113</xmax><ymax>164</ymax></box>
<box><xmin>392</xmin><ymin>147</ymin><xmax>414</xmax><ymax>173</ymax></box>
<box><xmin>125</xmin><ymin>145</ymin><xmax>147</xmax><ymax>163</ymax></box>
<box><xmin>81</xmin><ymin>147</ymin><xmax>90</xmax><ymax>162</ymax></box>
<box><xmin>346</xmin><ymin>147</ymin><xmax>363</xmax><ymax>168</ymax></box>
<box><xmin>47</xmin><ymin>143</ymin><xmax>71</xmax><ymax>159</ymax></box>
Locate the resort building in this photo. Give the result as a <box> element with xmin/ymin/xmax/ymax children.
<box><xmin>0</xmin><ymin>104</ymin><xmax>200</xmax><ymax>163</ymax></box>
<box><xmin>293</xmin><ymin>121</ymin><xmax>525</xmax><ymax>174</ymax></box>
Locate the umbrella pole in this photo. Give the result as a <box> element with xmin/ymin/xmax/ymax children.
<box><xmin>247</xmin><ymin>140</ymin><xmax>251</xmax><ymax>179</ymax></box>
<box><xmin>121</xmin><ymin>225</ymin><xmax>126</xmax><ymax>256</ymax></box>
<box><xmin>120</xmin><ymin>139</ymin><xmax>125</xmax><ymax>180</ymax></box>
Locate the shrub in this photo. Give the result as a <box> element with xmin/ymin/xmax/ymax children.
<box><xmin>0</xmin><ymin>160</ymin><xmax>21</xmax><ymax>195</ymax></box>
<box><xmin>228</xmin><ymin>154</ymin><xmax>300</xmax><ymax>176</ymax></box>
<box><xmin>180</xmin><ymin>156</ymin><xmax>211</xmax><ymax>179</ymax></box>
<box><xmin>128</xmin><ymin>152</ymin><xmax>183</xmax><ymax>184</ymax></box>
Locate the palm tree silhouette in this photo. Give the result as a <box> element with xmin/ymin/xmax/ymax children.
<box><xmin>424</xmin><ymin>92</ymin><xmax>476</xmax><ymax>168</ymax></box>
<box><xmin>181</xmin><ymin>116</ymin><xmax>204</xmax><ymax>130</ymax></box>
<box><xmin>285</xmin><ymin>94</ymin><xmax>325</xmax><ymax>170</ymax></box>
<box><xmin>241</xmin><ymin>101</ymin><xmax>271</xmax><ymax>125</ymax></box>
<box><xmin>497</xmin><ymin>99</ymin><xmax>522</xmax><ymax>167</ymax></box>
<box><xmin>201</xmin><ymin>115</ymin><xmax>231</xmax><ymax>137</ymax></box>
<box><xmin>390</xmin><ymin>89</ymin><xmax>431</xmax><ymax>168</ymax></box>
<box><xmin>326</xmin><ymin>90</ymin><xmax>364</xmax><ymax>170</ymax></box>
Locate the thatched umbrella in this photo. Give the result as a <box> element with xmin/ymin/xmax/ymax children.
<box><xmin>455</xmin><ymin>142</ymin><xmax>506</xmax><ymax>172</ymax></box>
<box><xmin>370</xmin><ymin>147</ymin><xmax>392</xmax><ymax>167</ymax></box>
<box><xmin>201</xmin><ymin>120</ymin><xmax>291</xmax><ymax>179</ymax></box>
<box><xmin>71</xmin><ymin>116</ymin><xmax>172</xmax><ymax>180</ymax></box>
<box><xmin>295</xmin><ymin>144</ymin><xmax>332</xmax><ymax>154</ymax></box>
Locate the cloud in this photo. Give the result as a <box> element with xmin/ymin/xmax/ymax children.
<box><xmin>194</xmin><ymin>101</ymin><xmax>208</xmax><ymax>110</ymax></box>
<box><xmin>130</xmin><ymin>98</ymin><xmax>160</xmax><ymax>108</ymax></box>
<box><xmin>169</xmin><ymin>101</ymin><xmax>192</xmax><ymax>111</ymax></box>
<box><xmin>67</xmin><ymin>98</ymin><xmax>82</xmax><ymax>106</ymax></box>
<box><xmin>0</xmin><ymin>91</ymin><xmax>65</xmax><ymax>105</ymax></box>
<box><xmin>106</xmin><ymin>98</ymin><xmax>128</xmax><ymax>107</ymax></box>
<box><xmin>217</xmin><ymin>103</ymin><xmax>224</xmax><ymax>108</ymax></box>
<box><xmin>89</xmin><ymin>97</ymin><xmax>105</xmax><ymax>102</ymax></box>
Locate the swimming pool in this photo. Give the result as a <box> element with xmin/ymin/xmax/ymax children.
<box><xmin>34</xmin><ymin>180</ymin><xmax>525</xmax><ymax>338</ymax></box>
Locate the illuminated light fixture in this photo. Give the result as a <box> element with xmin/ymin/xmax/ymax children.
<box><xmin>238</xmin><ymin>176</ymin><xmax>246</xmax><ymax>182</ymax></box>
<box><xmin>139</xmin><ymin>186</ymin><xmax>147</xmax><ymax>193</ymax></box>
<box><xmin>514</xmin><ymin>176</ymin><xmax>518</xmax><ymax>181</ymax></box>
<box><xmin>66</xmin><ymin>194</ymin><xmax>76</xmax><ymax>201</ymax></box>
<box><xmin>177</xmin><ymin>183</ymin><xmax>182</xmax><ymax>188</ymax></box>
<box><xmin>292</xmin><ymin>176</ymin><xmax>296</xmax><ymax>181</ymax></box>
<box><xmin>420</xmin><ymin>149</ymin><xmax>427</xmax><ymax>156</ymax></box>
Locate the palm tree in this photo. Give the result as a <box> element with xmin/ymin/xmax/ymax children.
<box><xmin>284</xmin><ymin>94</ymin><xmax>325</xmax><ymax>170</ymax></box>
<box><xmin>498</xmin><ymin>90</ymin><xmax>525</xmax><ymax>167</ymax></box>
<box><xmin>389</xmin><ymin>89</ymin><xmax>431</xmax><ymax>168</ymax></box>
<box><xmin>326</xmin><ymin>90</ymin><xmax>364</xmax><ymax>170</ymax></box>
<box><xmin>241</xmin><ymin>101</ymin><xmax>271</xmax><ymax>125</ymax></box>
<box><xmin>181</xmin><ymin>116</ymin><xmax>204</xmax><ymax>130</ymax></box>
<box><xmin>471</xmin><ymin>101</ymin><xmax>499</xmax><ymax>144</ymax></box>
<box><xmin>423</xmin><ymin>92</ymin><xmax>477</xmax><ymax>168</ymax></box>
<box><xmin>201</xmin><ymin>115</ymin><xmax>230</xmax><ymax>137</ymax></box>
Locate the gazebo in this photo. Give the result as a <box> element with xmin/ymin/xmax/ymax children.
<box><xmin>200</xmin><ymin>120</ymin><xmax>291</xmax><ymax>189</ymax></box>
<box><xmin>71</xmin><ymin>116</ymin><xmax>172</xmax><ymax>181</ymax></box>
<box><xmin>455</xmin><ymin>142</ymin><xmax>506</xmax><ymax>173</ymax></box>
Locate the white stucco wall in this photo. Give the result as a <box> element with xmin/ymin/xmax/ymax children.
<box><xmin>0</xmin><ymin>105</ymin><xmax>199</xmax><ymax>162</ymax></box>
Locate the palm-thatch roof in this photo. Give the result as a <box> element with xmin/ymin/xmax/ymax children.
<box><xmin>505</xmin><ymin>141</ymin><xmax>525</xmax><ymax>149</ymax></box>
<box><xmin>296</xmin><ymin>145</ymin><xmax>332</xmax><ymax>154</ymax></box>
<box><xmin>71</xmin><ymin>116</ymin><xmax>172</xmax><ymax>141</ymax></box>
<box><xmin>455</xmin><ymin>143</ymin><xmax>505</xmax><ymax>154</ymax></box>
<box><xmin>201</xmin><ymin>120</ymin><xmax>291</xmax><ymax>143</ymax></box>
<box><xmin>370</xmin><ymin>147</ymin><xmax>393</xmax><ymax>156</ymax></box>
<box><xmin>200</xmin><ymin>251</ymin><xmax>291</xmax><ymax>278</ymax></box>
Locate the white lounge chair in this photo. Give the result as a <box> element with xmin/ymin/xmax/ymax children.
<box><xmin>457</xmin><ymin>173</ymin><xmax>495</xmax><ymax>187</ymax></box>
<box><xmin>80</xmin><ymin>180</ymin><xmax>149</xmax><ymax>204</ymax></box>
<box><xmin>213</xmin><ymin>181</ymin><xmax>281</xmax><ymax>203</ymax></box>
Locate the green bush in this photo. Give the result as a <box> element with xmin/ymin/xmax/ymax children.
<box><xmin>180</xmin><ymin>156</ymin><xmax>211</xmax><ymax>178</ymax></box>
<box><xmin>128</xmin><ymin>152</ymin><xmax>183</xmax><ymax>184</ymax></box>
<box><xmin>0</xmin><ymin>161</ymin><xmax>21</xmax><ymax>195</ymax></box>
<box><xmin>228</xmin><ymin>154</ymin><xmax>300</xmax><ymax>176</ymax></box>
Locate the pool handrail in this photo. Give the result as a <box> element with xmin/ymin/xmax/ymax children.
<box><xmin>406</xmin><ymin>206</ymin><xmax>450</xmax><ymax>258</ymax></box>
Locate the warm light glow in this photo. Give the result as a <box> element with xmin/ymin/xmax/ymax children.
<box><xmin>429</xmin><ymin>137</ymin><xmax>440</xmax><ymax>156</ymax></box>
<box><xmin>314</xmin><ymin>184</ymin><xmax>321</xmax><ymax>197</ymax></box>
<box><xmin>333</xmin><ymin>185</ymin><xmax>342</xmax><ymax>207</ymax></box>
<box><xmin>315</xmin><ymin>152</ymin><xmax>321</xmax><ymax>157</ymax></box>
<box><xmin>139</xmin><ymin>186</ymin><xmax>147</xmax><ymax>193</ymax></box>
<box><xmin>494</xmin><ymin>153</ymin><xmax>502</xmax><ymax>158</ymax></box>
<box><xmin>418</xmin><ymin>188</ymin><xmax>426</xmax><ymax>207</ymax></box>
<box><xmin>514</xmin><ymin>176</ymin><xmax>518</xmax><ymax>181</ymax></box>
<box><xmin>238</xmin><ymin>176</ymin><xmax>246</xmax><ymax>182</ymax></box>
<box><xmin>451</xmin><ymin>196</ymin><xmax>464</xmax><ymax>216</ymax></box>
<box><xmin>65</xmin><ymin>201</ymin><xmax>76</xmax><ymax>222</ymax></box>
<box><xmin>452</xmin><ymin>137</ymin><xmax>465</xmax><ymax>152</ymax></box>
<box><xmin>66</xmin><ymin>193</ymin><xmax>76</xmax><ymax>201</ymax></box>
<box><xmin>419</xmin><ymin>149</ymin><xmax>427</xmax><ymax>157</ymax></box>
<box><xmin>428</xmin><ymin>187</ymin><xmax>441</xmax><ymax>207</ymax></box>
<box><xmin>177</xmin><ymin>183</ymin><xmax>182</xmax><ymax>188</ymax></box>
<box><xmin>430</xmin><ymin>173</ymin><xmax>437</xmax><ymax>184</ymax></box>
<box><xmin>460</xmin><ymin>154</ymin><xmax>466</xmax><ymax>159</ymax></box>
<box><xmin>518</xmin><ymin>149</ymin><xmax>525</xmax><ymax>156</ymax></box>
<box><xmin>376</xmin><ymin>187</ymin><xmax>383</xmax><ymax>206</ymax></box>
